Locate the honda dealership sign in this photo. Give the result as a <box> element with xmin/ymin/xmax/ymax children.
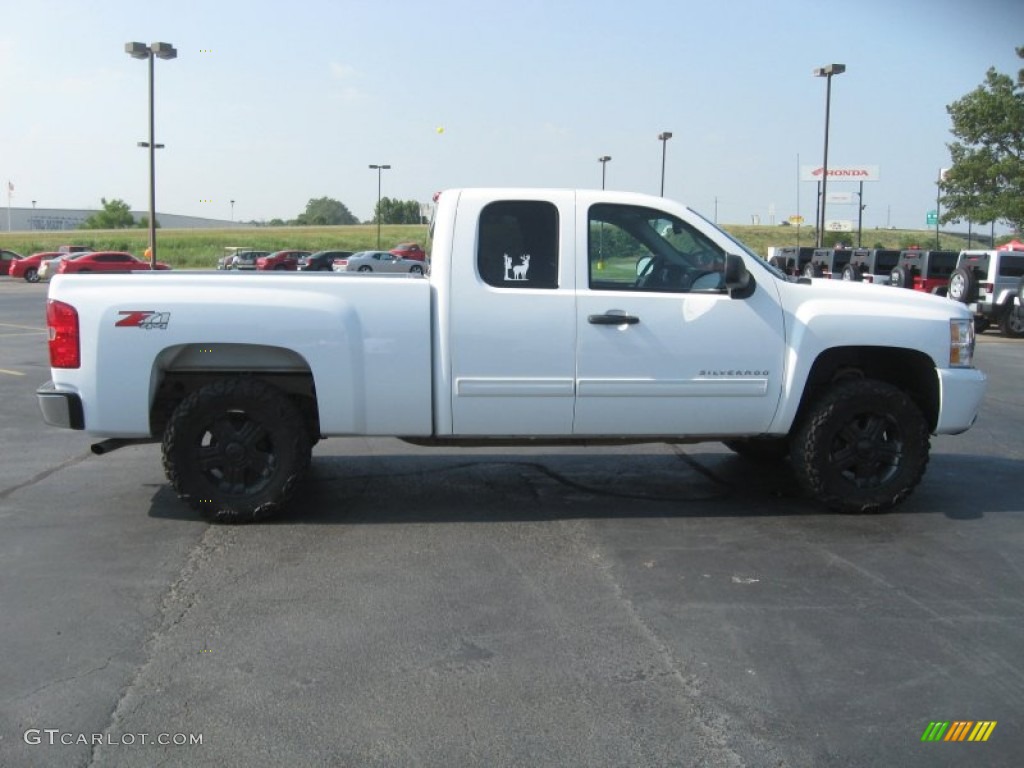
<box><xmin>801</xmin><ymin>165</ymin><xmax>880</xmax><ymax>182</ymax></box>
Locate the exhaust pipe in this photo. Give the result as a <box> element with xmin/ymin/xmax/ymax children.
<box><xmin>91</xmin><ymin>438</ymin><xmax>156</xmax><ymax>455</ymax></box>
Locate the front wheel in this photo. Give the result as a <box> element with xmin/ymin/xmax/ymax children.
<box><xmin>24</xmin><ymin>268</ymin><xmax>39</xmax><ymax>283</ymax></box>
<box><xmin>792</xmin><ymin>379</ymin><xmax>929</xmax><ymax>513</ymax></box>
<box><xmin>162</xmin><ymin>378</ymin><xmax>311</xmax><ymax>523</ymax></box>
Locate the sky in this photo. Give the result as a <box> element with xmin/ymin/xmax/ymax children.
<box><xmin>1</xmin><ymin>0</ymin><xmax>1022</xmax><ymax>230</ymax></box>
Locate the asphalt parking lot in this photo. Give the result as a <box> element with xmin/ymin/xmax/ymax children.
<box><xmin>1</xmin><ymin>276</ymin><xmax>1022</xmax><ymax>767</ymax></box>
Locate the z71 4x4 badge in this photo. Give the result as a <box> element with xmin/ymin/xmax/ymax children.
<box><xmin>115</xmin><ymin>310</ymin><xmax>171</xmax><ymax>330</ymax></box>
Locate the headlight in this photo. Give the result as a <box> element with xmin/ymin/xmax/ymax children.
<box><xmin>949</xmin><ymin>318</ymin><xmax>975</xmax><ymax>368</ymax></box>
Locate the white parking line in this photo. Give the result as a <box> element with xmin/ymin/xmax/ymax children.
<box><xmin>0</xmin><ymin>322</ymin><xmax>46</xmax><ymax>331</ymax></box>
<box><xmin>0</xmin><ymin>368</ymin><xmax>26</xmax><ymax>376</ymax></box>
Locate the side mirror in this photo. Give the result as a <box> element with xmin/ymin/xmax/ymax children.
<box><xmin>724</xmin><ymin>254</ymin><xmax>754</xmax><ymax>298</ymax></box>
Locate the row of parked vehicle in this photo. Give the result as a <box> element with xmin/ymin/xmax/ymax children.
<box><xmin>768</xmin><ymin>242</ymin><xmax>1024</xmax><ymax>337</ymax></box>
<box><xmin>3</xmin><ymin>245</ymin><xmax>170</xmax><ymax>282</ymax></box>
<box><xmin>216</xmin><ymin>242</ymin><xmax>429</xmax><ymax>273</ymax></box>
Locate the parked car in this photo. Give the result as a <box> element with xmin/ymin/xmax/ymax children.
<box><xmin>1</xmin><ymin>249</ymin><xmax>24</xmax><ymax>275</ymax></box>
<box><xmin>38</xmin><ymin>252</ymin><xmax>87</xmax><ymax>280</ymax></box>
<box><xmin>889</xmin><ymin>250</ymin><xmax>958</xmax><ymax>295</ymax></box>
<box><xmin>948</xmin><ymin>243</ymin><xmax>1024</xmax><ymax>337</ymax></box>
<box><xmin>228</xmin><ymin>250</ymin><xmax>271</xmax><ymax>270</ymax></box>
<box><xmin>334</xmin><ymin>250</ymin><xmax>427</xmax><ymax>274</ymax></box>
<box><xmin>218</xmin><ymin>246</ymin><xmax>254</xmax><ymax>270</ymax></box>
<box><xmin>299</xmin><ymin>251</ymin><xmax>352</xmax><ymax>271</ymax></box>
<box><xmin>256</xmin><ymin>250</ymin><xmax>311</xmax><ymax>271</ymax></box>
<box><xmin>58</xmin><ymin>245</ymin><xmax>91</xmax><ymax>254</ymax></box>
<box><xmin>767</xmin><ymin>246</ymin><xmax>815</xmax><ymax>276</ymax></box>
<box><xmin>56</xmin><ymin>251</ymin><xmax>170</xmax><ymax>274</ymax></box>
<box><xmin>389</xmin><ymin>242</ymin><xmax>427</xmax><ymax>262</ymax></box>
<box><xmin>9</xmin><ymin>251</ymin><xmax>61</xmax><ymax>282</ymax></box>
<box><xmin>802</xmin><ymin>247</ymin><xmax>853</xmax><ymax>278</ymax></box>
<box><xmin>841</xmin><ymin>248</ymin><xmax>901</xmax><ymax>283</ymax></box>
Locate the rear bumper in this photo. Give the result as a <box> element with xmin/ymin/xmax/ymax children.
<box><xmin>935</xmin><ymin>368</ymin><xmax>987</xmax><ymax>435</ymax></box>
<box><xmin>37</xmin><ymin>381</ymin><xmax>85</xmax><ymax>430</ymax></box>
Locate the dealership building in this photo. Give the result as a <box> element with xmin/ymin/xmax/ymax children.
<box><xmin>2</xmin><ymin>207</ymin><xmax>236</xmax><ymax>232</ymax></box>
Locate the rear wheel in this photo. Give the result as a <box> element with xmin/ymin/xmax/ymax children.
<box><xmin>841</xmin><ymin>264</ymin><xmax>862</xmax><ymax>282</ymax></box>
<box><xmin>410</xmin><ymin>264</ymin><xmax>424</xmax><ymax>275</ymax></box>
<box><xmin>358</xmin><ymin>265</ymin><xmax>372</xmax><ymax>272</ymax></box>
<box><xmin>24</xmin><ymin>268</ymin><xmax>39</xmax><ymax>283</ymax></box>
<box><xmin>162</xmin><ymin>378</ymin><xmax>311</xmax><ymax>523</ymax></box>
<box><xmin>974</xmin><ymin>317</ymin><xmax>991</xmax><ymax>334</ymax></box>
<box><xmin>792</xmin><ymin>379</ymin><xmax>929</xmax><ymax>513</ymax></box>
<box><xmin>999</xmin><ymin>305</ymin><xmax>1024</xmax><ymax>338</ymax></box>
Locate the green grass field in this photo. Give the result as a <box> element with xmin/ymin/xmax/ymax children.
<box><xmin>0</xmin><ymin>222</ymin><xmax>989</xmax><ymax>270</ymax></box>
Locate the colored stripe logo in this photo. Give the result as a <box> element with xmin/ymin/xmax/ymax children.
<box><xmin>921</xmin><ymin>721</ymin><xmax>997</xmax><ymax>742</ymax></box>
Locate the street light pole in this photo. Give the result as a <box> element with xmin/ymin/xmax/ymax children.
<box><xmin>598</xmin><ymin>155</ymin><xmax>611</xmax><ymax>190</ymax></box>
<box><xmin>368</xmin><ymin>164</ymin><xmax>391</xmax><ymax>249</ymax></box>
<box><xmin>813</xmin><ymin>63</ymin><xmax>845</xmax><ymax>248</ymax></box>
<box><xmin>658</xmin><ymin>132</ymin><xmax>673</xmax><ymax>196</ymax></box>
<box><xmin>230</xmin><ymin>199</ymin><xmax>235</xmax><ymax>222</ymax></box>
<box><xmin>126</xmin><ymin>41</ymin><xmax>176</xmax><ymax>268</ymax></box>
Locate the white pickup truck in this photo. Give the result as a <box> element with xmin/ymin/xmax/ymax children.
<box><xmin>38</xmin><ymin>188</ymin><xmax>986</xmax><ymax>522</ymax></box>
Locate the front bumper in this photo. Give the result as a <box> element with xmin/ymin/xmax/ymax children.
<box><xmin>37</xmin><ymin>381</ymin><xmax>85</xmax><ymax>430</ymax></box>
<box><xmin>935</xmin><ymin>368</ymin><xmax>987</xmax><ymax>435</ymax></box>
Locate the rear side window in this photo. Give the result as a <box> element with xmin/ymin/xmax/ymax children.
<box><xmin>998</xmin><ymin>254</ymin><xmax>1024</xmax><ymax>277</ymax></box>
<box><xmin>477</xmin><ymin>201</ymin><xmax>559</xmax><ymax>289</ymax></box>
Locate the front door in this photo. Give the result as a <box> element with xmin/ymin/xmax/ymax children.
<box><xmin>574</xmin><ymin>200</ymin><xmax>786</xmax><ymax>436</ymax></box>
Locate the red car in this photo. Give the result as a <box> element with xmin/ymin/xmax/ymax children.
<box><xmin>9</xmin><ymin>251</ymin><xmax>60</xmax><ymax>282</ymax></box>
<box><xmin>56</xmin><ymin>251</ymin><xmax>170</xmax><ymax>274</ymax></box>
<box><xmin>256</xmin><ymin>250</ymin><xmax>311</xmax><ymax>271</ymax></box>
<box><xmin>389</xmin><ymin>242</ymin><xmax>427</xmax><ymax>262</ymax></box>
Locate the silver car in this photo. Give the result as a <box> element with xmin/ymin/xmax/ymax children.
<box><xmin>335</xmin><ymin>250</ymin><xmax>427</xmax><ymax>274</ymax></box>
<box><xmin>38</xmin><ymin>252</ymin><xmax>89</xmax><ymax>280</ymax></box>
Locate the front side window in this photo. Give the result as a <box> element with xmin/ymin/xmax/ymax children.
<box><xmin>588</xmin><ymin>204</ymin><xmax>726</xmax><ymax>292</ymax></box>
<box><xmin>477</xmin><ymin>201</ymin><xmax>559</xmax><ymax>289</ymax></box>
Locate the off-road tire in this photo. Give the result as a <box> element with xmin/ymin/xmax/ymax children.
<box><xmin>948</xmin><ymin>267</ymin><xmax>977</xmax><ymax>303</ymax></box>
<box><xmin>803</xmin><ymin>263</ymin><xmax>824</xmax><ymax>278</ymax></box>
<box><xmin>889</xmin><ymin>266</ymin><xmax>910</xmax><ymax>288</ymax></box>
<box><xmin>998</xmin><ymin>305</ymin><xmax>1024</xmax><ymax>338</ymax></box>
<box><xmin>723</xmin><ymin>436</ymin><xmax>790</xmax><ymax>461</ymax></box>
<box><xmin>162</xmin><ymin>378</ymin><xmax>311</xmax><ymax>523</ymax></box>
<box><xmin>792</xmin><ymin>379</ymin><xmax>929</xmax><ymax>513</ymax></box>
<box><xmin>840</xmin><ymin>264</ymin><xmax>862</xmax><ymax>282</ymax></box>
<box><xmin>974</xmin><ymin>317</ymin><xmax>991</xmax><ymax>334</ymax></box>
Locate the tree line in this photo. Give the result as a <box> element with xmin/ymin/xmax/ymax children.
<box><xmin>81</xmin><ymin>195</ymin><xmax>425</xmax><ymax>229</ymax></box>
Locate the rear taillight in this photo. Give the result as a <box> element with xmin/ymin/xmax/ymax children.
<box><xmin>335</xmin><ymin>260</ymin><xmax>348</xmax><ymax>267</ymax></box>
<box><xmin>47</xmin><ymin>299</ymin><xmax>80</xmax><ymax>369</ymax></box>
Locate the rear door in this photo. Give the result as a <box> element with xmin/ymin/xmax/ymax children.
<box><xmin>573</xmin><ymin>197</ymin><xmax>786</xmax><ymax>436</ymax></box>
<box><xmin>448</xmin><ymin>192</ymin><xmax>577</xmax><ymax>435</ymax></box>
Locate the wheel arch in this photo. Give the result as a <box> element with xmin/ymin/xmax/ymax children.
<box><xmin>791</xmin><ymin>346</ymin><xmax>939</xmax><ymax>433</ymax></box>
<box><xmin>148</xmin><ymin>343</ymin><xmax>320</xmax><ymax>438</ymax></box>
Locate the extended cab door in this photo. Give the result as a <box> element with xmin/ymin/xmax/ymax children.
<box><xmin>446</xmin><ymin>191</ymin><xmax>577</xmax><ymax>435</ymax></box>
<box><xmin>573</xmin><ymin>198</ymin><xmax>786</xmax><ymax>436</ymax></box>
